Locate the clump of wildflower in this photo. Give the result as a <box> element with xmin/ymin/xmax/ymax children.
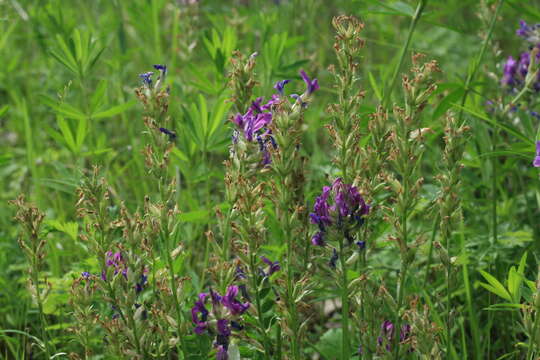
<box><xmin>192</xmin><ymin>285</ymin><xmax>250</xmax><ymax>359</ymax></box>
<box><xmin>309</xmin><ymin>178</ymin><xmax>369</xmax><ymax>246</ymax></box>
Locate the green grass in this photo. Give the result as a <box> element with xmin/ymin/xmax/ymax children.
<box><xmin>1</xmin><ymin>0</ymin><xmax>540</xmax><ymax>359</ymax></box>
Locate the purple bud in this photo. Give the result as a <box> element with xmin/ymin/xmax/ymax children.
<box><xmin>299</xmin><ymin>69</ymin><xmax>320</xmax><ymax>95</ymax></box>
<box><xmin>533</xmin><ymin>141</ymin><xmax>540</xmax><ymax>167</ymax></box>
<box><xmin>273</xmin><ymin>79</ymin><xmax>290</xmax><ymax>95</ymax></box>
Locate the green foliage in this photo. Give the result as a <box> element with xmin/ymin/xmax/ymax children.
<box><xmin>1</xmin><ymin>0</ymin><xmax>540</xmax><ymax>359</ymax></box>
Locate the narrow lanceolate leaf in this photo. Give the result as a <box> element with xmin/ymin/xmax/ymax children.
<box><xmin>41</xmin><ymin>95</ymin><xmax>87</xmax><ymax>120</ymax></box>
<box><xmin>479</xmin><ymin>270</ymin><xmax>512</xmax><ymax>301</ymax></box>
<box><xmin>91</xmin><ymin>101</ymin><xmax>135</xmax><ymax>119</ymax></box>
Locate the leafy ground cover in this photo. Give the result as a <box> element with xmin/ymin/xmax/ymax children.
<box><xmin>1</xmin><ymin>0</ymin><xmax>540</xmax><ymax>359</ymax></box>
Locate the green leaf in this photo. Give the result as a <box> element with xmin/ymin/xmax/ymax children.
<box><xmin>57</xmin><ymin>116</ymin><xmax>76</xmax><ymax>152</ymax></box>
<box><xmin>91</xmin><ymin>100</ymin><xmax>135</xmax><ymax>119</ymax></box>
<box><xmin>454</xmin><ymin>104</ymin><xmax>533</xmax><ymax>145</ymax></box>
<box><xmin>316</xmin><ymin>328</ymin><xmax>343</xmax><ymax>360</ymax></box>
<box><xmin>368</xmin><ymin>71</ymin><xmax>382</xmax><ymax>101</ymax></box>
<box><xmin>180</xmin><ymin>209</ymin><xmax>210</xmax><ymax>223</ymax></box>
<box><xmin>0</xmin><ymin>105</ymin><xmax>8</xmax><ymax>118</ymax></box>
<box><xmin>90</xmin><ymin>80</ymin><xmax>108</xmax><ymax>113</ymax></box>
<box><xmin>434</xmin><ymin>87</ymin><xmax>464</xmax><ymax>120</ymax></box>
<box><xmin>41</xmin><ymin>95</ymin><xmax>87</xmax><ymax>120</ymax></box>
<box><xmin>479</xmin><ymin>270</ymin><xmax>512</xmax><ymax>301</ymax></box>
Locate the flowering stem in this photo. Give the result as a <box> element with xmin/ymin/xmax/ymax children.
<box><xmin>247</xmin><ymin>242</ymin><xmax>272</xmax><ymax>359</ymax></box>
<box><xmin>31</xmin><ymin>265</ymin><xmax>53</xmax><ymax>359</ymax></box>
<box><xmin>339</xmin><ymin>238</ymin><xmax>350</xmax><ymax>359</ymax></box>
<box><xmin>283</xmin><ymin>210</ymin><xmax>301</xmax><ymax>359</ymax></box>
<box><xmin>393</xmin><ymin>262</ymin><xmax>408</xmax><ymax>360</ymax></box>
<box><xmin>163</xmin><ymin>230</ymin><xmax>187</xmax><ymax>358</ymax></box>
<box><xmin>382</xmin><ymin>0</ymin><xmax>427</xmax><ymax>108</ymax></box>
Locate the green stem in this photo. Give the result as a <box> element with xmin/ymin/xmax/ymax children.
<box><xmin>423</xmin><ymin>213</ymin><xmax>440</xmax><ymax>288</ymax></box>
<box><xmin>393</xmin><ymin>263</ymin><xmax>408</xmax><ymax>360</ymax></box>
<box><xmin>31</xmin><ymin>267</ymin><xmax>52</xmax><ymax>359</ymax></box>
<box><xmin>460</xmin><ymin>217</ymin><xmax>481</xmax><ymax>359</ymax></box>
<box><xmin>382</xmin><ymin>0</ymin><xmax>427</xmax><ymax>108</ymax></box>
<box><xmin>526</xmin><ymin>306</ymin><xmax>539</xmax><ymax>360</ymax></box>
<box><xmin>164</xmin><ymin>230</ymin><xmax>187</xmax><ymax>358</ymax></box>
<box><xmin>339</xmin><ymin>239</ymin><xmax>350</xmax><ymax>360</ymax></box>
<box><xmin>248</xmin><ymin>249</ymin><xmax>271</xmax><ymax>360</ymax></box>
<box><xmin>456</xmin><ymin>0</ymin><xmax>504</xmax><ymax>124</ymax></box>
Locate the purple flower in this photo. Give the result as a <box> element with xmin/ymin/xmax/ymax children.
<box><xmin>300</xmin><ymin>69</ymin><xmax>319</xmax><ymax>95</ymax></box>
<box><xmin>217</xmin><ymin>319</ymin><xmax>231</xmax><ymax>337</ymax></box>
<box><xmin>233</xmin><ymin>109</ymin><xmax>272</xmax><ymax>142</ymax></box>
<box><xmin>311</xmin><ymin>231</ymin><xmax>325</xmax><ymax>246</ymax></box>
<box><xmin>533</xmin><ymin>141</ymin><xmax>540</xmax><ymax>167</ymax></box>
<box><xmin>81</xmin><ymin>271</ymin><xmax>90</xmax><ymax>279</ymax></box>
<box><xmin>159</xmin><ymin>127</ymin><xmax>177</xmax><ymax>141</ymax></box>
<box><xmin>139</xmin><ymin>72</ymin><xmax>154</xmax><ymax>86</ymax></box>
<box><xmin>221</xmin><ymin>286</ymin><xmax>250</xmax><ymax>315</ymax></box>
<box><xmin>105</xmin><ymin>251</ymin><xmax>127</xmax><ymax>278</ymax></box>
<box><xmin>135</xmin><ymin>274</ymin><xmax>148</xmax><ymax>294</ymax></box>
<box><xmin>191</xmin><ymin>293</ymin><xmax>209</xmax><ymax>334</ymax></box>
<box><xmin>153</xmin><ymin>64</ymin><xmax>167</xmax><ymax>75</ymax></box>
<box><xmin>356</xmin><ymin>240</ymin><xmax>366</xmax><ymax>250</ymax></box>
<box><xmin>516</xmin><ymin>20</ymin><xmax>540</xmax><ymax>43</ymax></box>
<box><xmin>261</xmin><ymin>256</ymin><xmax>281</xmax><ymax>275</ymax></box>
<box><xmin>274</xmin><ymin>79</ymin><xmax>290</xmax><ymax>95</ymax></box>
<box><xmin>310</xmin><ymin>186</ymin><xmax>332</xmax><ymax>230</ymax></box>
<box><xmin>101</xmin><ymin>270</ymin><xmax>106</xmax><ymax>281</ymax></box>
<box><xmin>216</xmin><ymin>345</ymin><xmax>228</xmax><ymax>360</ymax></box>
<box><xmin>501</xmin><ymin>50</ymin><xmax>540</xmax><ymax>90</ymax></box>
<box><xmin>400</xmin><ymin>324</ymin><xmax>411</xmax><ymax>342</ymax></box>
<box><xmin>309</xmin><ymin>179</ymin><xmax>369</xmax><ymax>246</ymax></box>
<box><xmin>377</xmin><ymin>320</ymin><xmax>412</xmax><ymax>352</ymax></box>
<box><xmin>332</xmin><ymin>179</ymin><xmax>370</xmax><ymax>223</ymax></box>
<box><xmin>235</xmin><ymin>265</ymin><xmax>246</xmax><ymax>280</ymax></box>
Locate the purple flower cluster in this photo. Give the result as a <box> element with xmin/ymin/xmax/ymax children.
<box><xmin>231</xmin><ymin>70</ymin><xmax>319</xmax><ymax>165</ymax></box>
<box><xmin>138</xmin><ymin>64</ymin><xmax>167</xmax><ymax>88</ymax></box>
<box><xmin>232</xmin><ymin>96</ymin><xmax>278</xmax><ymax>165</ymax></box>
<box><xmin>501</xmin><ymin>50</ymin><xmax>540</xmax><ymax>91</ymax></box>
<box><xmin>501</xmin><ymin>21</ymin><xmax>540</xmax><ymax>91</ymax></box>
<box><xmin>377</xmin><ymin>320</ymin><xmax>412</xmax><ymax>352</ymax></box>
<box><xmin>517</xmin><ymin>20</ymin><xmax>540</xmax><ymax>43</ymax></box>
<box><xmin>309</xmin><ymin>178</ymin><xmax>369</xmax><ymax>246</ymax></box>
<box><xmin>192</xmin><ymin>286</ymin><xmax>250</xmax><ymax>359</ymax></box>
<box><xmin>534</xmin><ymin>141</ymin><xmax>540</xmax><ymax>167</ymax></box>
<box><xmin>102</xmin><ymin>251</ymin><xmax>127</xmax><ymax>280</ymax></box>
